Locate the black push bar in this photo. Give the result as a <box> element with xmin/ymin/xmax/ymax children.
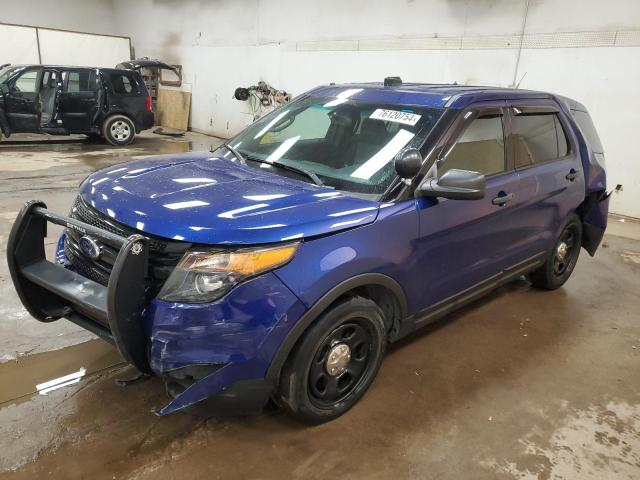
<box><xmin>7</xmin><ymin>200</ymin><xmax>152</xmax><ymax>373</ymax></box>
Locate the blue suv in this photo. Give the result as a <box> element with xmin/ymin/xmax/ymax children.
<box><xmin>7</xmin><ymin>78</ymin><xmax>609</xmax><ymax>423</ymax></box>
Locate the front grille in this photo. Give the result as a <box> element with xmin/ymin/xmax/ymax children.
<box><xmin>71</xmin><ymin>196</ymin><xmax>169</xmax><ymax>252</ymax></box>
<box><xmin>65</xmin><ymin>196</ymin><xmax>190</xmax><ymax>293</ymax></box>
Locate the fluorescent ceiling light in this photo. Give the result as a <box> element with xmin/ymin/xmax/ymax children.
<box><xmin>351</xmin><ymin>129</ymin><xmax>415</xmax><ymax>180</ymax></box>
<box><xmin>163</xmin><ymin>200</ymin><xmax>210</xmax><ymax>210</ymax></box>
<box><xmin>266</xmin><ymin>136</ymin><xmax>300</xmax><ymax>163</ymax></box>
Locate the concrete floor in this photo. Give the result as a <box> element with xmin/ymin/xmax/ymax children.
<box><xmin>0</xmin><ymin>131</ymin><xmax>638</xmax><ymax>479</ymax></box>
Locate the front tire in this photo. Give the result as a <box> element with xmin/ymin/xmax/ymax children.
<box><xmin>102</xmin><ymin>115</ymin><xmax>135</xmax><ymax>146</ymax></box>
<box><xmin>529</xmin><ymin>214</ymin><xmax>582</xmax><ymax>290</ymax></box>
<box><xmin>276</xmin><ymin>297</ymin><xmax>386</xmax><ymax>424</ymax></box>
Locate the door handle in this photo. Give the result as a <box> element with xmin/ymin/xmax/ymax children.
<box><xmin>492</xmin><ymin>192</ymin><xmax>514</xmax><ymax>206</ymax></box>
<box><xmin>566</xmin><ymin>168</ymin><xmax>580</xmax><ymax>181</ymax></box>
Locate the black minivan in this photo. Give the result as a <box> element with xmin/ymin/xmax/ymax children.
<box><xmin>0</xmin><ymin>60</ymin><xmax>173</xmax><ymax>146</ymax></box>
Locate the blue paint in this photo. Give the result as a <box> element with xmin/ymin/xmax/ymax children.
<box><xmin>53</xmin><ymin>83</ymin><xmax>609</xmax><ymax>415</ymax></box>
<box><xmin>80</xmin><ymin>153</ymin><xmax>380</xmax><ymax>244</ymax></box>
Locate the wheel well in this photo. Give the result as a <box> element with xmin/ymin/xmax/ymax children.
<box><xmin>266</xmin><ymin>277</ymin><xmax>407</xmax><ymax>384</ymax></box>
<box><xmin>329</xmin><ymin>285</ymin><xmax>403</xmax><ymax>337</ymax></box>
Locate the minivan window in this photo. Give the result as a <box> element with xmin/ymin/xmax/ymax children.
<box><xmin>13</xmin><ymin>70</ymin><xmax>38</xmax><ymax>93</ymax></box>
<box><xmin>440</xmin><ymin>115</ymin><xmax>506</xmax><ymax>177</ymax></box>
<box><xmin>572</xmin><ymin>110</ymin><xmax>603</xmax><ymax>154</ymax></box>
<box><xmin>64</xmin><ymin>70</ymin><xmax>94</xmax><ymax>93</ymax></box>
<box><xmin>111</xmin><ymin>72</ymin><xmax>135</xmax><ymax>94</ymax></box>
<box><xmin>512</xmin><ymin>113</ymin><xmax>568</xmax><ymax>167</ymax></box>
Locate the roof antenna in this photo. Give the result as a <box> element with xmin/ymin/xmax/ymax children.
<box><xmin>515</xmin><ymin>71</ymin><xmax>527</xmax><ymax>89</ymax></box>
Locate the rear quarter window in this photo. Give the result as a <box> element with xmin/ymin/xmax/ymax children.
<box><xmin>571</xmin><ymin>110</ymin><xmax>603</xmax><ymax>154</ymax></box>
<box><xmin>110</xmin><ymin>72</ymin><xmax>137</xmax><ymax>95</ymax></box>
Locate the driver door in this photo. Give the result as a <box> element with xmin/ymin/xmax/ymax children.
<box><xmin>412</xmin><ymin>103</ymin><xmax>525</xmax><ymax>317</ymax></box>
<box><xmin>5</xmin><ymin>68</ymin><xmax>42</xmax><ymax>132</ymax></box>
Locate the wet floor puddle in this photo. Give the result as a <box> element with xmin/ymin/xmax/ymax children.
<box><xmin>0</xmin><ymin>339</ymin><xmax>124</xmax><ymax>407</ymax></box>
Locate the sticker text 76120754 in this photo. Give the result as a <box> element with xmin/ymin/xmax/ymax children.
<box><xmin>369</xmin><ymin>109</ymin><xmax>422</xmax><ymax>126</ymax></box>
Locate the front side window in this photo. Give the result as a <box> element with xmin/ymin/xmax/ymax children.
<box><xmin>440</xmin><ymin>115</ymin><xmax>506</xmax><ymax>177</ymax></box>
<box><xmin>13</xmin><ymin>70</ymin><xmax>39</xmax><ymax>93</ymax></box>
<box><xmin>511</xmin><ymin>113</ymin><xmax>569</xmax><ymax>167</ymax></box>
<box><xmin>218</xmin><ymin>94</ymin><xmax>444</xmax><ymax>195</ymax></box>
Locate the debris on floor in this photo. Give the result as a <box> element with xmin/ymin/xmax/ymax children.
<box><xmin>153</xmin><ymin>127</ymin><xmax>186</xmax><ymax>137</ymax></box>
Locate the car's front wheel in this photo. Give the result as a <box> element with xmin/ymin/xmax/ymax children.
<box><xmin>102</xmin><ymin>115</ymin><xmax>135</xmax><ymax>146</ymax></box>
<box><xmin>529</xmin><ymin>214</ymin><xmax>582</xmax><ymax>290</ymax></box>
<box><xmin>276</xmin><ymin>296</ymin><xmax>386</xmax><ymax>424</ymax></box>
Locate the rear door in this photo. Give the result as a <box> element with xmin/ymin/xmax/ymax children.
<box><xmin>58</xmin><ymin>69</ymin><xmax>100</xmax><ymax>133</ymax></box>
<box><xmin>4</xmin><ymin>68</ymin><xmax>41</xmax><ymax>132</ymax></box>
<box><xmin>506</xmin><ymin>102</ymin><xmax>585</xmax><ymax>258</ymax></box>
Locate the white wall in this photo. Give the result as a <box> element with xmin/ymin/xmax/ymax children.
<box><xmin>1</xmin><ymin>0</ymin><xmax>118</xmax><ymax>36</ymax></box>
<box><xmin>1</xmin><ymin>0</ymin><xmax>128</xmax><ymax>67</ymax></box>
<box><xmin>110</xmin><ymin>0</ymin><xmax>640</xmax><ymax>217</ymax></box>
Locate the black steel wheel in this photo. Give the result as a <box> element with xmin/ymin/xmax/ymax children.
<box><xmin>530</xmin><ymin>214</ymin><xmax>582</xmax><ymax>290</ymax></box>
<box><xmin>276</xmin><ymin>296</ymin><xmax>386</xmax><ymax>424</ymax></box>
<box><xmin>308</xmin><ymin>320</ymin><xmax>375</xmax><ymax>408</ymax></box>
<box><xmin>552</xmin><ymin>224</ymin><xmax>579</xmax><ymax>276</ymax></box>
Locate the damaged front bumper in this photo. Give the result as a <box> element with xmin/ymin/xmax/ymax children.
<box><xmin>8</xmin><ymin>200</ymin><xmax>307</xmax><ymax>416</ymax></box>
<box><xmin>145</xmin><ymin>273</ymin><xmax>306</xmax><ymax>415</ymax></box>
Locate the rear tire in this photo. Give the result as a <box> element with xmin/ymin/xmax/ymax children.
<box><xmin>529</xmin><ymin>214</ymin><xmax>582</xmax><ymax>290</ymax></box>
<box><xmin>276</xmin><ymin>296</ymin><xmax>386</xmax><ymax>424</ymax></box>
<box><xmin>102</xmin><ymin>115</ymin><xmax>135</xmax><ymax>146</ymax></box>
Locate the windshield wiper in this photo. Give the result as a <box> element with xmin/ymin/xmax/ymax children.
<box><xmin>221</xmin><ymin>143</ymin><xmax>246</xmax><ymax>165</ymax></box>
<box><xmin>245</xmin><ymin>154</ymin><xmax>325</xmax><ymax>187</ymax></box>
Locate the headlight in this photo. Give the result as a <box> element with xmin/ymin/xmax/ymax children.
<box><xmin>157</xmin><ymin>242</ymin><xmax>299</xmax><ymax>303</ymax></box>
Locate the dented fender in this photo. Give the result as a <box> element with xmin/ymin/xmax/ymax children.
<box><xmin>145</xmin><ymin>272</ymin><xmax>307</xmax><ymax>414</ymax></box>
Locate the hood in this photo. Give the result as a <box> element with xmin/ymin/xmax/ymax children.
<box><xmin>80</xmin><ymin>152</ymin><xmax>381</xmax><ymax>245</ymax></box>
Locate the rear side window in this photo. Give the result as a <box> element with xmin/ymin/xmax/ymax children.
<box><xmin>571</xmin><ymin>110</ymin><xmax>603</xmax><ymax>154</ymax></box>
<box><xmin>440</xmin><ymin>115</ymin><xmax>506</xmax><ymax>177</ymax></box>
<box><xmin>110</xmin><ymin>72</ymin><xmax>136</xmax><ymax>94</ymax></box>
<box><xmin>511</xmin><ymin>113</ymin><xmax>569</xmax><ymax>168</ymax></box>
<box><xmin>64</xmin><ymin>70</ymin><xmax>95</xmax><ymax>93</ymax></box>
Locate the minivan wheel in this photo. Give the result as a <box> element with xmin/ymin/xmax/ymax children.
<box><xmin>102</xmin><ymin>115</ymin><xmax>135</xmax><ymax>146</ymax></box>
<box><xmin>529</xmin><ymin>214</ymin><xmax>582</xmax><ymax>290</ymax></box>
<box><xmin>276</xmin><ymin>296</ymin><xmax>386</xmax><ymax>424</ymax></box>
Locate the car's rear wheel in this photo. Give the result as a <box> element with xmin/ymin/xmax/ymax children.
<box><xmin>529</xmin><ymin>214</ymin><xmax>582</xmax><ymax>290</ymax></box>
<box><xmin>276</xmin><ymin>296</ymin><xmax>386</xmax><ymax>424</ymax></box>
<box><xmin>102</xmin><ymin>115</ymin><xmax>135</xmax><ymax>146</ymax></box>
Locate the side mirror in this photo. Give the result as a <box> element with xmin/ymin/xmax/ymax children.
<box><xmin>394</xmin><ymin>148</ymin><xmax>422</xmax><ymax>179</ymax></box>
<box><xmin>417</xmin><ymin>168</ymin><xmax>486</xmax><ymax>200</ymax></box>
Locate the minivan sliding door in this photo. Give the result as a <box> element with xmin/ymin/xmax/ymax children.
<box><xmin>58</xmin><ymin>69</ymin><xmax>100</xmax><ymax>133</ymax></box>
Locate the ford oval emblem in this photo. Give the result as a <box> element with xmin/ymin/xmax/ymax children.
<box><xmin>79</xmin><ymin>236</ymin><xmax>101</xmax><ymax>260</ymax></box>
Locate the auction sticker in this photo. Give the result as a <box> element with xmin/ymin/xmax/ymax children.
<box><xmin>370</xmin><ymin>109</ymin><xmax>421</xmax><ymax>126</ymax></box>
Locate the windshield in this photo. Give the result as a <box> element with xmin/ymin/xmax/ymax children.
<box><xmin>0</xmin><ymin>66</ymin><xmax>21</xmax><ymax>85</ymax></box>
<box><xmin>219</xmin><ymin>94</ymin><xmax>443</xmax><ymax>195</ymax></box>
